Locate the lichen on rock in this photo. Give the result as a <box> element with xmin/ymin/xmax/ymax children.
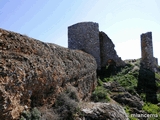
<box><xmin>0</xmin><ymin>28</ymin><xmax>97</xmax><ymax>119</ymax></box>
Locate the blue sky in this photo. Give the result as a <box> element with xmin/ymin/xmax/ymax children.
<box><xmin>0</xmin><ymin>0</ymin><xmax>160</xmax><ymax>64</ymax></box>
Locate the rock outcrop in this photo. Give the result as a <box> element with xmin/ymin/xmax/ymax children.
<box><xmin>81</xmin><ymin>102</ymin><xmax>129</xmax><ymax>120</ymax></box>
<box><xmin>111</xmin><ymin>92</ymin><xmax>143</xmax><ymax>110</ymax></box>
<box><xmin>103</xmin><ymin>81</ymin><xmax>125</xmax><ymax>92</ymax></box>
<box><xmin>0</xmin><ymin>28</ymin><xmax>97</xmax><ymax>119</ymax></box>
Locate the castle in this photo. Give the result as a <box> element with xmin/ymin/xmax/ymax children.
<box><xmin>68</xmin><ymin>22</ymin><xmax>125</xmax><ymax>70</ymax></box>
<box><xmin>68</xmin><ymin>22</ymin><xmax>158</xmax><ymax>71</ymax></box>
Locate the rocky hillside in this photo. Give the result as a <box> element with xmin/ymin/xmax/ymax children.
<box><xmin>0</xmin><ymin>28</ymin><xmax>160</xmax><ymax>120</ymax></box>
<box><xmin>96</xmin><ymin>59</ymin><xmax>160</xmax><ymax>120</ymax></box>
<box><xmin>0</xmin><ymin>28</ymin><xmax>97</xmax><ymax>119</ymax></box>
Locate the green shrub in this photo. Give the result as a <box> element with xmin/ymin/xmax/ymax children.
<box><xmin>102</xmin><ymin>71</ymin><xmax>138</xmax><ymax>95</ymax></box>
<box><xmin>140</xmin><ymin>93</ymin><xmax>146</xmax><ymax>101</ymax></box>
<box><xmin>19</xmin><ymin>116</ymin><xmax>26</xmax><ymax>120</ymax></box>
<box><xmin>143</xmin><ymin>102</ymin><xmax>160</xmax><ymax>114</ymax></box>
<box><xmin>102</xmin><ymin>77</ymin><xmax>113</xmax><ymax>82</ymax></box>
<box><xmin>155</xmin><ymin>73</ymin><xmax>160</xmax><ymax>80</ymax></box>
<box><xmin>31</xmin><ymin>107</ymin><xmax>41</xmax><ymax>120</ymax></box>
<box><xmin>124</xmin><ymin>106</ymin><xmax>138</xmax><ymax>120</ymax></box>
<box><xmin>129</xmin><ymin>70</ymin><xmax>139</xmax><ymax>79</ymax></box>
<box><xmin>119</xmin><ymin>64</ymin><xmax>134</xmax><ymax>75</ymax></box>
<box><xmin>121</xmin><ymin>75</ymin><xmax>137</xmax><ymax>90</ymax></box>
<box><xmin>156</xmin><ymin>81</ymin><xmax>160</xmax><ymax>88</ymax></box>
<box><xmin>20</xmin><ymin>107</ymin><xmax>41</xmax><ymax>120</ymax></box>
<box><xmin>54</xmin><ymin>90</ymin><xmax>80</xmax><ymax>120</ymax></box>
<box><xmin>108</xmin><ymin>74</ymin><xmax>137</xmax><ymax>90</ymax></box>
<box><xmin>157</xmin><ymin>94</ymin><xmax>160</xmax><ymax>102</ymax></box>
<box><xmin>21</xmin><ymin>110</ymin><xmax>32</xmax><ymax>120</ymax></box>
<box><xmin>142</xmin><ymin>102</ymin><xmax>160</xmax><ymax>120</ymax></box>
<box><xmin>97</xmin><ymin>78</ymin><xmax>103</xmax><ymax>86</ymax></box>
<box><xmin>91</xmin><ymin>86</ymin><xmax>110</xmax><ymax>102</ymax></box>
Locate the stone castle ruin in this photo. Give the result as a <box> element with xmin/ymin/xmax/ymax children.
<box><xmin>141</xmin><ymin>32</ymin><xmax>158</xmax><ymax>71</ymax></box>
<box><xmin>99</xmin><ymin>31</ymin><xmax>125</xmax><ymax>68</ymax></box>
<box><xmin>68</xmin><ymin>22</ymin><xmax>125</xmax><ymax>69</ymax></box>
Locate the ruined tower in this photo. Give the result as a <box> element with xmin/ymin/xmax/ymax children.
<box><xmin>141</xmin><ymin>32</ymin><xmax>155</xmax><ymax>71</ymax></box>
<box><xmin>139</xmin><ymin>32</ymin><xmax>158</xmax><ymax>103</ymax></box>
<box><xmin>68</xmin><ymin>22</ymin><xmax>125</xmax><ymax>69</ymax></box>
<box><xmin>99</xmin><ymin>32</ymin><xmax>125</xmax><ymax>67</ymax></box>
<box><xmin>68</xmin><ymin>22</ymin><xmax>101</xmax><ymax>69</ymax></box>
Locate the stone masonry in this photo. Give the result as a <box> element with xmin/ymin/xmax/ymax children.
<box><xmin>99</xmin><ymin>31</ymin><xmax>125</xmax><ymax>67</ymax></box>
<box><xmin>141</xmin><ymin>32</ymin><xmax>158</xmax><ymax>71</ymax></box>
<box><xmin>68</xmin><ymin>22</ymin><xmax>125</xmax><ymax>69</ymax></box>
<box><xmin>68</xmin><ymin>22</ymin><xmax>101</xmax><ymax>69</ymax></box>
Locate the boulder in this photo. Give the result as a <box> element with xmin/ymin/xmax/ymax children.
<box><xmin>111</xmin><ymin>92</ymin><xmax>143</xmax><ymax>110</ymax></box>
<box><xmin>130</xmin><ymin>108</ymin><xmax>148</xmax><ymax>120</ymax></box>
<box><xmin>81</xmin><ymin>102</ymin><xmax>129</xmax><ymax>120</ymax></box>
<box><xmin>0</xmin><ymin>28</ymin><xmax>97</xmax><ymax>119</ymax></box>
<box><xmin>103</xmin><ymin>81</ymin><xmax>125</xmax><ymax>92</ymax></box>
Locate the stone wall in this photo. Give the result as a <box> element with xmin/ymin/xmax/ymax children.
<box><xmin>99</xmin><ymin>32</ymin><xmax>125</xmax><ymax>67</ymax></box>
<box><xmin>68</xmin><ymin>22</ymin><xmax>101</xmax><ymax>69</ymax></box>
<box><xmin>141</xmin><ymin>32</ymin><xmax>155</xmax><ymax>71</ymax></box>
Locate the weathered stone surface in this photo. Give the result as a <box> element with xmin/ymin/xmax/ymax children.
<box><xmin>81</xmin><ymin>102</ymin><xmax>129</xmax><ymax>120</ymax></box>
<box><xmin>68</xmin><ymin>22</ymin><xmax>125</xmax><ymax>70</ymax></box>
<box><xmin>141</xmin><ymin>32</ymin><xmax>158</xmax><ymax>71</ymax></box>
<box><xmin>129</xmin><ymin>108</ymin><xmax>148</xmax><ymax>120</ymax></box>
<box><xmin>103</xmin><ymin>81</ymin><xmax>125</xmax><ymax>92</ymax></box>
<box><xmin>0</xmin><ymin>28</ymin><xmax>97</xmax><ymax>119</ymax></box>
<box><xmin>99</xmin><ymin>31</ymin><xmax>125</xmax><ymax>67</ymax></box>
<box><xmin>111</xmin><ymin>92</ymin><xmax>143</xmax><ymax>110</ymax></box>
<box><xmin>68</xmin><ymin>22</ymin><xmax>101</xmax><ymax>69</ymax></box>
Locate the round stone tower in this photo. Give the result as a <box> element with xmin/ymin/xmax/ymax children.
<box><xmin>68</xmin><ymin>22</ymin><xmax>101</xmax><ymax>69</ymax></box>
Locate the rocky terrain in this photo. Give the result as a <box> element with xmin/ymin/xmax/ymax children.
<box><xmin>0</xmin><ymin>28</ymin><xmax>97</xmax><ymax>119</ymax></box>
<box><xmin>0</xmin><ymin>28</ymin><xmax>160</xmax><ymax>120</ymax></box>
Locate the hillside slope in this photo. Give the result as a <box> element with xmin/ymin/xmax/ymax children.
<box><xmin>95</xmin><ymin>59</ymin><xmax>160</xmax><ymax>120</ymax></box>
<box><xmin>1</xmin><ymin>28</ymin><xmax>159</xmax><ymax>120</ymax></box>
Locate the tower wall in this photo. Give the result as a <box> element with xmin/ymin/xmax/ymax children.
<box><xmin>68</xmin><ymin>22</ymin><xmax>101</xmax><ymax>69</ymax></box>
<box><xmin>141</xmin><ymin>32</ymin><xmax>154</xmax><ymax>71</ymax></box>
<box><xmin>99</xmin><ymin>32</ymin><xmax>125</xmax><ymax>67</ymax></box>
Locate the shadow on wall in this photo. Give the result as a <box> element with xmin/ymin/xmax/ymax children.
<box><xmin>137</xmin><ymin>64</ymin><xmax>158</xmax><ymax>104</ymax></box>
<box><xmin>98</xmin><ymin>59</ymin><xmax>117</xmax><ymax>79</ymax></box>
